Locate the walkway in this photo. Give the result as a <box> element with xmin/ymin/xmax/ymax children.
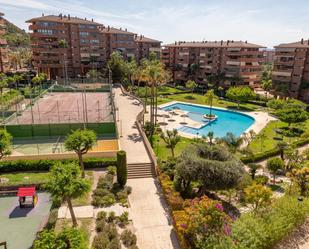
<box><xmin>113</xmin><ymin>87</ymin><xmax>151</xmax><ymax>164</ymax></box>
<box><xmin>113</xmin><ymin>86</ymin><xmax>180</xmax><ymax>249</ymax></box>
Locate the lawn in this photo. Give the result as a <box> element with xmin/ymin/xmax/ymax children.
<box><xmin>0</xmin><ymin>171</ymin><xmax>50</xmax><ymax>186</ymax></box>
<box><xmin>248</xmin><ymin>120</ymin><xmax>309</xmax><ymax>153</ymax></box>
<box><xmin>153</xmin><ymin>134</ymin><xmax>192</xmax><ymax>161</ymax></box>
<box><xmin>71</xmin><ymin>171</ymin><xmax>94</xmax><ymax>206</ymax></box>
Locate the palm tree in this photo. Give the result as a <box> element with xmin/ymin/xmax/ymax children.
<box><xmin>160</xmin><ymin>129</ymin><xmax>181</xmax><ymax>158</ymax></box>
<box><xmin>207</xmin><ymin>131</ymin><xmax>214</xmax><ymax>145</ymax></box>
<box><xmin>204</xmin><ymin>89</ymin><xmax>217</xmax><ymax>117</ymax></box>
<box><xmin>218</xmin><ymin>132</ymin><xmax>244</xmax><ymax>152</ymax></box>
<box><xmin>58</xmin><ymin>39</ymin><xmax>69</xmax><ymax>84</ymax></box>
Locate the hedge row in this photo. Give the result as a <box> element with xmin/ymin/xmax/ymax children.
<box><xmin>241</xmin><ymin>138</ymin><xmax>309</xmax><ymax>163</ymax></box>
<box><xmin>0</xmin><ymin>157</ymin><xmax>116</xmax><ymax>173</ymax></box>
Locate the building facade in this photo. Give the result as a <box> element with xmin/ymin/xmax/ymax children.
<box><xmin>27</xmin><ymin>14</ymin><xmax>161</xmax><ymax>79</ymax></box>
<box><xmin>273</xmin><ymin>39</ymin><xmax>309</xmax><ymax>103</ymax></box>
<box><xmin>135</xmin><ymin>35</ymin><xmax>161</xmax><ymax>62</ymax></box>
<box><xmin>162</xmin><ymin>40</ymin><xmax>265</xmax><ymax>88</ymax></box>
<box><xmin>0</xmin><ymin>12</ymin><xmax>9</xmax><ymax>73</ymax></box>
<box><xmin>27</xmin><ymin>14</ymin><xmax>105</xmax><ymax>79</ymax></box>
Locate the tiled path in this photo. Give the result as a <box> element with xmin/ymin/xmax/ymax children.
<box><xmin>113</xmin><ymin>86</ymin><xmax>180</xmax><ymax>249</ymax></box>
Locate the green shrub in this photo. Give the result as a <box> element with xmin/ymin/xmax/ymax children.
<box><xmin>93</xmin><ymin>188</ymin><xmax>111</xmax><ymax>197</ymax></box>
<box><xmin>96</xmin><ymin>220</ymin><xmax>107</xmax><ymax>232</ymax></box>
<box><xmin>108</xmin><ymin>211</ymin><xmax>117</xmax><ymax>223</ymax></box>
<box><xmin>0</xmin><ymin>158</ymin><xmax>116</xmax><ymax>173</ymax></box>
<box><xmin>97</xmin><ymin>211</ymin><xmax>107</xmax><ymax>221</ymax></box>
<box><xmin>108</xmin><ymin>166</ymin><xmax>117</xmax><ymax>175</ymax></box>
<box><xmin>120</xmin><ymin>229</ymin><xmax>137</xmax><ymax>247</ymax></box>
<box><xmin>92</xmin><ymin>231</ymin><xmax>120</xmax><ymax>249</ymax></box>
<box><xmin>117</xmin><ymin>211</ymin><xmax>129</xmax><ymax>227</ymax></box>
<box><xmin>92</xmin><ymin>193</ymin><xmax>116</xmax><ymax>207</ymax></box>
<box><xmin>116</xmin><ymin>151</ymin><xmax>127</xmax><ymax>186</ymax></box>
<box><xmin>254</xmin><ymin>175</ymin><xmax>269</xmax><ymax>185</ymax></box>
<box><xmin>232</xmin><ymin>195</ymin><xmax>309</xmax><ymax>249</ymax></box>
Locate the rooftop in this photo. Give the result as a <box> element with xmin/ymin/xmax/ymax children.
<box><xmin>275</xmin><ymin>39</ymin><xmax>309</xmax><ymax>48</ymax></box>
<box><xmin>135</xmin><ymin>35</ymin><xmax>161</xmax><ymax>43</ymax></box>
<box><xmin>26</xmin><ymin>14</ymin><xmax>101</xmax><ymax>25</ymax></box>
<box><xmin>164</xmin><ymin>40</ymin><xmax>265</xmax><ymax>48</ymax></box>
<box><xmin>100</xmin><ymin>26</ymin><xmax>135</xmax><ymax>35</ymax></box>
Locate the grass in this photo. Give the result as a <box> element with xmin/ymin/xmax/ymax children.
<box><xmin>248</xmin><ymin>120</ymin><xmax>309</xmax><ymax>153</ymax></box>
<box><xmin>72</xmin><ymin>171</ymin><xmax>94</xmax><ymax>206</ymax></box>
<box><xmin>153</xmin><ymin>134</ymin><xmax>192</xmax><ymax>161</ymax></box>
<box><xmin>0</xmin><ymin>171</ymin><xmax>50</xmax><ymax>186</ymax></box>
<box><xmin>156</xmin><ymin>93</ymin><xmax>260</xmax><ymax>111</ymax></box>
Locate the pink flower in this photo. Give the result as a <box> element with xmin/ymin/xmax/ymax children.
<box><xmin>215</xmin><ymin>203</ymin><xmax>224</xmax><ymax>212</ymax></box>
<box><xmin>180</xmin><ymin>223</ymin><xmax>187</xmax><ymax>229</ymax></box>
<box><xmin>224</xmin><ymin>224</ymin><xmax>231</xmax><ymax>236</ymax></box>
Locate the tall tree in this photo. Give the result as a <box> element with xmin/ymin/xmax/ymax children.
<box><xmin>218</xmin><ymin>132</ymin><xmax>244</xmax><ymax>153</ymax></box>
<box><xmin>160</xmin><ymin>129</ymin><xmax>181</xmax><ymax>158</ymax></box>
<box><xmin>287</xmin><ymin>166</ymin><xmax>309</xmax><ymax>196</ymax></box>
<box><xmin>64</xmin><ymin>129</ymin><xmax>97</xmax><ymax>178</ymax></box>
<box><xmin>0</xmin><ymin>129</ymin><xmax>12</xmax><ymax>159</ymax></box>
<box><xmin>261</xmin><ymin>79</ymin><xmax>272</xmax><ymax>99</ymax></box>
<box><xmin>58</xmin><ymin>39</ymin><xmax>69</xmax><ymax>84</ymax></box>
<box><xmin>107</xmin><ymin>51</ymin><xmax>127</xmax><ymax>84</ymax></box>
<box><xmin>204</xmin><ymin>89</ymin><xmax>217</xmax><ymax>117</ymax></box>
<box><xmin>185</xmin><ymin>80</ymin><xmax>197</xmax><ymax>93</ymax></box>
<box><xmin>46</xmin><ymin>162</ymin><xmax>90</xmax><ymax>227</ymax></box>
<box><xmin>276</xmin><ymin>107</ymin><xmax>308</xmax><ymax>128</ymax></box>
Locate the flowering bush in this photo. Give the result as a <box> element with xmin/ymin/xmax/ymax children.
<box><xmin>178</xmin><ymin>196</ymin><xmax>232</xmax><ymax>248</ymax></box>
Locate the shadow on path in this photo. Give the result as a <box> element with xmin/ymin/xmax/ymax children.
<box><xmin>9</xmin><ymin>206</ymin><xmax>33</xmax><ymax>218</ymax></box>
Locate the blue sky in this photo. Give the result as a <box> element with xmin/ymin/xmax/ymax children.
<box><xmin>0</xmin><ymin>0</ymin><xmax>308</xmax><ymax>48</ymax></box>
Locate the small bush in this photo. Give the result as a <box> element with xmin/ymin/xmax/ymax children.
<box><xmin>97</xmin><ymin>211</ymin><xmax>107</xmax><ymax>221</ymax></box>
<box><xmin>120</xmin><ymin>229</ymin><xmax>137</xmax><ymax>247</ymax></box>
<box><xmin>108</xmin><ymin>166</ymin><xmax>117</xmax><ymax>175</ymax></box>
<box><xmin>254</xmin><ymin>175</ymin><xmax>269</xmax><ymax>185</ymax></box>
<box><xmin>117</xmin><ymin>211</ymin><xmax>129</xmax><ymax>227</ymax></box>
<box><xmin>108</xmin><ymin>211</ymin><xmax>116</xmax><ymax>223</ymax></box>
<box><xmin>96</xmin><ymin>220</ymin><xmax>107</xmax><ymax>232</ymax></box>
<box><xmin>126</xmin><ymin>186</ymin><xmax>132</xmax><ymax>195</ymax></box>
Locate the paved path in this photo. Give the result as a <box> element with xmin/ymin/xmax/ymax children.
<box><xmin>113</xmin><ymin>86</ymin><xmax>180</xmax><ymax>249</ymax></box>
<box><xmin>113</xmin><ymin>87</ymin><xmax>151</xmax><ymax>164</ymax></box>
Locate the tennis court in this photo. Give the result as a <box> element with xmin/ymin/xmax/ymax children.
<box><xmin>6</xmin><ymin>92</ymin><xmax>113</xmax><ymax>125</ymax></box>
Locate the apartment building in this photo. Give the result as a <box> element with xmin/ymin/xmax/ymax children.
<box><xmin>162</xmin><ymin>40</ymin><xmax>265</xmax><ymax>88</ymax></box>
<box><xmin>100</xmin><ymin>26</ymin><xmax>136</xmax><ymax>61</ymax></box>
<box><xmin>272</xmin><ymin>39</ymin><xmax>309</xmax><ymax>103</ymax></box>
<box><xmin>0</xmin><ymin>12</ymin><xmax>9</xmax><ymax>73</ymax></box>
<box><xmin>27</xmin><ymin>14</ymin><xmax>106</xmax><ymax>79</ymax></box>
<box><xmin>263</xmin><ymin>49</ymin><xmax>275</xmax><ymax>64</ymax></box>
<box><xmin>135</xmin><ymin>35</ymin><xmax>161</xmax><ymax>62</ymax></box>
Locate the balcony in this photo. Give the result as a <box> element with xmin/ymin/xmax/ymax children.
<box><xmin>273</xmin><ymin>71</ymin><xmax>292</xmax><ymax>77</ymax></box>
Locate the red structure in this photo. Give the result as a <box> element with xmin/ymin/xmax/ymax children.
<box><xmin>17</xmin><ymin>187</ymin><xmax>38</xmax><ymax>208</ymax></box>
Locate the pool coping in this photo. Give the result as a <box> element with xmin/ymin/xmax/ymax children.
<box><xmin>158</xmin><ymin>101</ymin><xmax>276</xmax><ymax>139</ymax></box>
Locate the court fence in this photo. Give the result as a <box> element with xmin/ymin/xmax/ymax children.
<box><xmin>4</xmin><ymin>122</ymin><xmax>116</xmax><ymax>138</ymax></box>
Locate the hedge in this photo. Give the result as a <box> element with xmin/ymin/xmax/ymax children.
<box><xmin>0</xmin><ymin>157</ymin><xmax>116</xmax><ymax>173</ymax></box>
<box><xmin>241</xmin><ymin>138</ymin><xmax>309</xmax><ymax>163</ymax></box>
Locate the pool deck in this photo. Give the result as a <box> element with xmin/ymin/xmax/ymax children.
<box><xmin>147</xmin><ymin>101</ymin><xmax>276</xmax><ymax>139</ymax></box>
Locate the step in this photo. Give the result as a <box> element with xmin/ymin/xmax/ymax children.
<box><xmin>128</xmin><ymin>173</ymin><xmax>156</xmax><ymax>179</ymax></box>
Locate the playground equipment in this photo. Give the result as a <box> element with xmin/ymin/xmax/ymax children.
<box><xmin>17</xmin><ymin>187</ymin><xmax>38</xmax><ymax>208</ymax></box>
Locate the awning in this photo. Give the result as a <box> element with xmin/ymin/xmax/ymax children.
<box><xmin>17</xmin><ymin>187</ymin><xmax>36</xmax><ymax>197</ymax></box>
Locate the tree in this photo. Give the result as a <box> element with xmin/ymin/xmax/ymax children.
<box><xmin>277</xmin><ymin>141</ymin><xmax>288</xmax><ymax>160</ymax></box>
<box><xmin>58</xmin><ymin>39</ymin><xmax>69</xmax><ymax>84</ymax></box>
<box><xmin>204</xmin><ymin>89</ymin><xmax>217</xmax><ymax>117</ymax></box>
<box><xmin>207</xmin><ymin>131</ymin><xmax>214</xmax><ymax>145</ymax></box>
<box><xmin>160</xmin><ymin>129</ymin><xmax>181</xmax><ymax>158</ymax></box>
<box><xmin>46</xmin><ymin>162</ymin><xmax>90</xmax><ymax>227</ymax></box>
<box><xmin>261</xmin><ymin>79</ymin><xmax>272</xmax><ymax>99</ymax></box>
<box><xmin>244</xmin><ymin>183</ymin><xmax>272</xmax><ymax>212</ymax></box>
<box><xmin>226</xmin><ymin>86</ymin><xmax>256</xmax><ymax>109</ymax></box>
<box><xmin>107</xmin><ymin>51</ymin><xmax>127</xmax><ymax>84</ymax></box>
<box><xmin>266</xmin><ymin>157</ymin><xmax>284</xmax><ymax>183</ymax></box>
<box><xmin>64</xmin><ymin>129</ymin><xmax>97</xmax><ymax>178</ymax></box>
<box><xmin>117</xmin><ymin>150</ymin><xmax>127</xmax><ymax>186</ymax></box>
<box><xmin>218</xmin><ymin>86</ymin><xmax>224</xmax><ymax>98</ymax></box>
<box><xmin>218</xmin><ymin>132</ymin><xmax>244</xmax><ymax>153</ymax></box>
<box><xmin>0</xmin><ymin>129</ymin><xmax>12</xmax><ymax>159</ymax></box>
<box><xmin>287</xmin><ymin>167</ymin><xmax>309</xmax><ymax>196</ymax></box>
<box><xmin>126</xmin><ymin>60</ymin><xmax>138</xmax><ymax>91</ymax></box>
<box><xmin>0</xmin><ymin>73</ymin><xmax>8</xmax><ymax>96</ymax></box>
<box><xmin>248</xmin><ymin>163</ymin><xmax>261</xmax><ymax>180</ymax></box>
<box><xmin>276</xmin><ymin>107</ymin><xmax>308</xmax><ymax>128</ymax></box>
<box><xmin>185</xmin><ymin>80</ymin><xmax>197</xmax><ymax>93</ymax></box>
<box><xmin>175</xmin><ymin>144</ymin><xmax>244</xmax><ymax>194</ymax></box>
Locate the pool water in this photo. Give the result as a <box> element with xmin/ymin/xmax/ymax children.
<box><xmin>162</xmin><ymin>103</ymin><xmax>255</xmax><ymax>138</ymax></box>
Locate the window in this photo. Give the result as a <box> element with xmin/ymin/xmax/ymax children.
<box><xmin>37</xmin><ymin>29</ymin><xmax>56</xmax><ymax>35</ymax></box>
<box><xmin>37</xmin><ymin>22</ymin><xmax>56</xmax><ymax>27</ymax></box>
<box><xmin>80</xmin><ymin>32</ymin><xmax>89</xmax><ymax>36</ymax></box>
<box><xmin>90</xmin><ymin>39</ymin><xmax>99</xmax><ymax>44</ymax></box>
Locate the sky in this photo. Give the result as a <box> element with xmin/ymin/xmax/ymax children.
<box><xmin>0</xmin><ymin>0</ymin><xmax>308</xmax><ymax>48</ymax></box>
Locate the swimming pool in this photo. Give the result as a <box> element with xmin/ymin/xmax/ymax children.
<box><xmin>161</xmin><ymin>102</ymin><xmax>255</xmax><ymax>137</ymax></box>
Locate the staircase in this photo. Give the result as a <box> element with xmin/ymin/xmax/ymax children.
<box><xmin>127</xmin><ymin>163</ymin><xmax>156</xmax><ymax>179</ymax></box>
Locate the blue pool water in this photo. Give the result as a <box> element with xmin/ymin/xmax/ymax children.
<box><xmin>162</xmin><ymin>103</ymin><xmax>255</xmax><ymax>138</ymax></box>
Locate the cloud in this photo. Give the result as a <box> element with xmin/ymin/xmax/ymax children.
<box><xmin>0</xmin><ymin>0</ymin><xmax>49</xmax><ymax>10</ymax></box>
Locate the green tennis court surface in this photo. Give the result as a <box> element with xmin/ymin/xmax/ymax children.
<box><xmin>0</xmin><ymin>193</ymin><xmax>51</xmax><ymax>249</ymax></box>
